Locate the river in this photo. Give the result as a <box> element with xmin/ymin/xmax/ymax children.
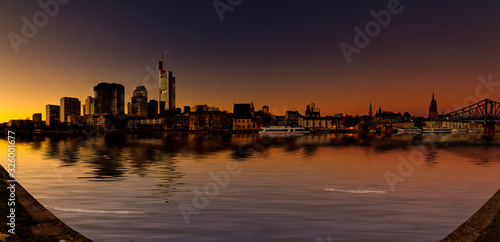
<box><xmin>1</xmin><ymin>134</ymin><xmax>499</xmax><ymax>241</ymax></box>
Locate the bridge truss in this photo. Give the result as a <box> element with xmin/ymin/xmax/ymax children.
<box><xmin>445</xmin><ymin>99</ymin><xmax>500</xmax><ymax>121</ymax></box>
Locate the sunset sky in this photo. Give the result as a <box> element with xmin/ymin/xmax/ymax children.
<box><xmin>1</xmin><ymin>0</ymin><xmax>499</xmax><ymax>123</ymax></box>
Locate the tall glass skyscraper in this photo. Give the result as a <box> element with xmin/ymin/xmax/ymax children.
<box><xmin>131</xmin><ymin>86</ymin><xmax>148</xmax><ymax>117</ymax></box>
<box><xmin>159</xmin><ymin>58</ymin><xmax>175</xmax><ymax>113</ymax></box>
<box><xmin>84</xmin><ymin>96</ymin><xmax>95</xmax><ymax>115</ymax></box>
<box><xmin>93</xmin><ymin>82</ymin><xmax>125</xmax><ymax>115</ymax></box>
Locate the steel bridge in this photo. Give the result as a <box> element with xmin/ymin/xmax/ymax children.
<box><xmin>445</xmin><ymin>99</ymin><xmax>500</xmax><ymax>121</ymax></box>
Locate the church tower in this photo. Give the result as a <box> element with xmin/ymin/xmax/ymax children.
<box><xmin>428</xmin><ymin>92</ymin><xmax>438</xmax><ymax>118</ymax></box>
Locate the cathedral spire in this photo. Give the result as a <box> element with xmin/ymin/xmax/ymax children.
<box><xmin>429</xmin><ymin>92</ymin><xmax>438</xmax><ymax>118</ymax></box>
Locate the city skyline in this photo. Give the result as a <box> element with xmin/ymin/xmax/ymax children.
<box><xmin>2</xmin><ymin>77</ymin><xmax>448</xmax><ymax>123</ymax></box>
<box><xmin>2</xmin><ymin>1</ymin><xmax>500</xmax><ymax>122</ymax></box>
<box><xmin>1</xmin><ymin>67</ymin><xmax>494</xmax><ymax>123</ymax></box>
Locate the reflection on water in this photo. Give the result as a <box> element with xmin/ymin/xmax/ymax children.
<box><xmin>14</xmin><ymin>134</ymin><xmax>500</xmax><ymax>201</ymax></box>
<box><xmin>1</xmin><ymin>133</ymin><xmax>500</xmax><ymax>241</ymax></box>
<box><xmin>23</xmin><ymin>134</ymin><xmax>500</xmax><ymax>170</ymax></box>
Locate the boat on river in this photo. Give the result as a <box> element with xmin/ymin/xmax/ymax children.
<box><xmin>422</xmin><ymin>128</ymin><xmax>451</xmax><ymax>133</ymax></box>
<box><xmin>396</xmin><ymin>128</ymin><xmax>422</xmax><ymax>135</ymax></box>
<box><xmin>258</xmin><ymin>126</ymin><xmax>310</xmax><ymax>136</ymax></box>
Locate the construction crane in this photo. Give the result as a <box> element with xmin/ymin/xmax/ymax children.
<box><xmin>146</xmin><ymin>49</ymin><xmax>170</xmax><ymax>65</ymax></box>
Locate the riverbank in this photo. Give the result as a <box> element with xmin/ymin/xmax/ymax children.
<box><xmin>1</xmin><ymin>129</ymin><xmax>357</xmax><ymax>136</ymax></box>
<box><xmin>441</xmin><ymin>189</ymin><xmax>500</xmax><ymax>241</ymax></box>
<box><xmin>0</xmin><ymin>165</ymin><xmax>91</xmax><ymax>241</ymax></box>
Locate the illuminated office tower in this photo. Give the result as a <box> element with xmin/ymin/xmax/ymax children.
<box><xmin>45</xmin><ymin>104</ymin><xmax>60</xmax><ymax>126</ymax></box>
<box><xmin>159</xmin><ymin>56</ymin><xmax>175</xmax><ymax>113</ymax></box>
<box><xmin>131</xmin><ymin>86</ymin><xmax>148</xmax><ymax>117</ymax></box>
<box><xmin>60</xmin><ymin>97</ymin><xmax>81</xmax><ymax>123</ymax></box>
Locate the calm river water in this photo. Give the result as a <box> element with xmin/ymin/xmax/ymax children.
<box><xmin>1</xmin><ymin>134</ymin><xmax>500</xmax><ymax>241</ymax></box>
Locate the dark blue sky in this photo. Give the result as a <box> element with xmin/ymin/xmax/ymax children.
<box><xmin>1</xmin><ymin>0</ymin><xmax>500</xmax><ymax>121</ymax></box>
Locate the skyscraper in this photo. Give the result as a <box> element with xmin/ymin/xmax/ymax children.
<box><xmin>94</xmin><ymin>82</ymin><xmax>125</xmax><ymax>115</ymax></box>
<box><xmin>84</xmin><ymin>96</ymin><xmax>95</xmax><ymax>115</ymax></box>
<box><xmin>127</xmin><ymin>102</ymin><xmax>132</xmax><ymax>115</ymax></box>
<box><xmin>45</xmin><ymin>104</ymin><xmax>60</xmax><ymax>126</ymax></box>
<box><xmin>60</xmin><ymin>97</ymin><xmax>81</xmax><ymax>123</ymax></box>
<box><xmin>428</xmin><ymin>92</ymin><xmax>438</xmax><ymax>118</ymax></box>
<box><xmin>148</xmin><ymin>100</ymin><xmax>158</xmax><ymax>117</ymax></box>
<box><xmin>159</xmin><ymin>56</ymin><xmax>175</xmax><ymax>113</ymax></box>
<box><xmin>131</xmin><ymin>86</ymin><xmax>148</xmax><ymax>117</ymax></box>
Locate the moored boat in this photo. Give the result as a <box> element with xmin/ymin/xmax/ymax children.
<box><xmin>422</xmin><ymin>128</ymin><xmax>451</xmax><ymax>133</ymax></box>
<box><xmin>468</xmin><ymin>128</ymin><xmax>483</xmax><ymax>134</ymax></box>
<box><xmin>258</xmin><ymin>126</ymin><xmax>310</xmax><ymax>136</ymax></box>
<box><xmin>451</xmin><ymin>128</ymin><xmax>468</xmax><ymax>134</ymax></box>
<box><xmin>396</xmin><ymin>128</ymin><xmax>422</xmax><ymax>135</ymax></box>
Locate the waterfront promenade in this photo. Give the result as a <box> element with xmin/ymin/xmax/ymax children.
<box><xmin>442</xmin><ymin>189</ymin><xmax>500</xmax><ymax>241</ymax></box>
<box><xmin>0</xmin><ymin>165</ymin><xmax>91</xmax><ymax>241</ymax></box>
